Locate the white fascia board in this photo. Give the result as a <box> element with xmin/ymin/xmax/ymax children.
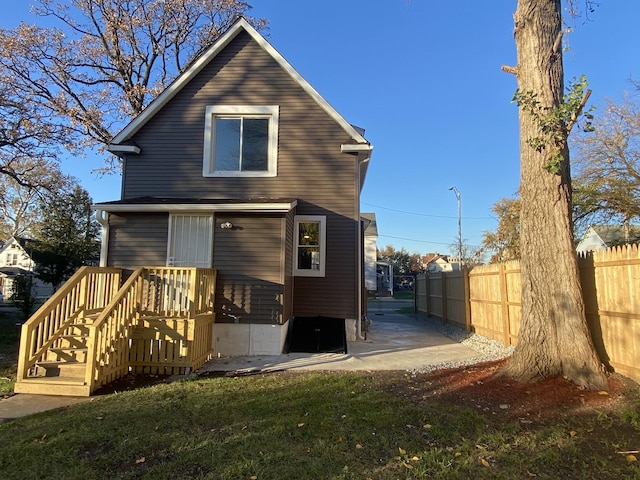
<box><xmin>92</xmin><ymin>200</ymin><xmax>298</xmax><ymax>214</ymax></box>
<box><xmin>107</xmin><ymin>144</ymin><xmax>141</xmax><ymax>154</ymax></box>
<box><xmin>341</xmin><ymin>144</ymin><xmax>373</xmax><ymax>153</ymax></box>
<box><xmin>111</xmin><ymin>18</ymin><xmax>368</xmax><ymax>146</ymax></box>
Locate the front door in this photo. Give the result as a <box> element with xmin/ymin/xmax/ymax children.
<box><xmin>167</xmin><ymin>214</ymin><xmax>213</xmax><ymax>267</ymax></box>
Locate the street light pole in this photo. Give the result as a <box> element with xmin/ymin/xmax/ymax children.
<box><xmin>449</xmin><ymin>186</ymin><xmax>462</xmax><ymax>266</ymax></box>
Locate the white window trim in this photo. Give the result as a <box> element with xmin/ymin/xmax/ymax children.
<box><xmin>293</xmin><ymin>215</ymin><xmax>326</xmax><ymax>277</ymax></box>
<box><xmin>203</xmin><ymin>105</ymin><xmax>279</xmax><ymax>177</ymax></box>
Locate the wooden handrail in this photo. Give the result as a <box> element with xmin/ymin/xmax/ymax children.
<box><xmin>86</xmin><ymin>267</ymin><xmax>145</xmax><ymax>392</ymax></box>
<box><xmin>16</xmin><ymin>267</ymin><xmax>122</xmax><ymax>381</ymax></box>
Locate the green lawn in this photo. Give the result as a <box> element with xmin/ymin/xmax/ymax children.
<box><xmin>1</xmin><ymin>371</ymin><xmax>639</xmax><ymax>479</ymax></box>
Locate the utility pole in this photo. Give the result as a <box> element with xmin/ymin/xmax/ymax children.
<box><xmin>449</xmin><ymin>186</ymin><xmax>462</xmax><ymax>267</ymax></box>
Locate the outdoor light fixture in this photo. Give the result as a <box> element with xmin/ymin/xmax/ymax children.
<box><xmin>220</xmin><ymin>222</ymin><xmax>234</xmax><ymax>229</ymax></box>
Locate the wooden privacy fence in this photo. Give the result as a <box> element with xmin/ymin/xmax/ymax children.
<box><xmin>415</xmin><ymin>245</ymin><xmax>640</xmax><ymax>383</ymax></box>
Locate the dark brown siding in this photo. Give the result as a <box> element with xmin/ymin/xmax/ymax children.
<box><xmin>108</xmin><ymin>214</ymin><xmax>168</xmax><ymax>267</ymax></box>
<box><xmin>121</xmin><ymin>30</ymin><xmax>360</xmax><ymax>319</ymax></box>
<box><xmin>213</xmin><ymin>214</ymin><xmax>284</xmax><ymax>325</ymax></box>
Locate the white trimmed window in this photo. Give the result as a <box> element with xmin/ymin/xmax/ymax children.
<box><xmin>203</xmin><ymin>105</ymin><xmax>279</xmax><ymax>177</ymax></box>
<box><xmin>294</xmin><ymin>215</ymin><xmax>326</xmax><ymax>277</ymax></box>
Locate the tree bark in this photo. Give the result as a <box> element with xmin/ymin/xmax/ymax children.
<box><xmin>504</xmin><ymin>0</ymin><xmax>608</xmax><ymax>390</ymax></box>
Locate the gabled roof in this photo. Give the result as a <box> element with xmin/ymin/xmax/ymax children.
<box><xmin>109</xmin><ymin>17</ymin><xmax>369</xmax><ymax>149</ymax></box>
<box><xmin>361</xmin><ymin>212</ymin><xmax>378</xmax><ymax>237</ymax></box>
<box><xmin>587</xmin><ymin>225</ymin><xmax>640</xmax><ymax>246</ymax></box>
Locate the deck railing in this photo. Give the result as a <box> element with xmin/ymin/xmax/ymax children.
<box><xmin>16</xmin><ymin>266</ymin><xmax>216</xmax><ymax>395</ymax></box>
<box><xmin>86</xmin><ymin>267</ymin><xmax>216</xmax><ymax>392</ymax></box>
<box><xmin>86</xmin><ymin>267</ymin><xmax>145</xmax><ymax>392</ymax></box>
<box><xmin>16</xmin><ymin>267</ymin><xmax>122</xmax><ymax>381</ymax></box>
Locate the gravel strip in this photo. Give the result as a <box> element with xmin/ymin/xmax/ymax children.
<box><xmin>412</xmin><ymin>316</ymin><xmax>515</xmax><ymax>374</ymax></box>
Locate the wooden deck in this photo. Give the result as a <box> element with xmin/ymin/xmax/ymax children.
<box><xmin>14</xmin><ymin>267</ymin><xmax>216</xmax><ymax>396</ymax></box>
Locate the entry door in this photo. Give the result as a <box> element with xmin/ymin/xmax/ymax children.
<box><xmin>167</xmin><ymin>214</ymin><xmax>213</xmax><ymax>267</ymax></box>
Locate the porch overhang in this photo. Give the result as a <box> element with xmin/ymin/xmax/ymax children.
<box><xmin>92</xmin><ymin>197</ymin><xmax>298</xmax><ymax>214</ymax></box>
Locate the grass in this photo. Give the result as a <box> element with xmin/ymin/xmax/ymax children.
<box><xmin>1</xmin><ymin>371</ymin><xmax>639</xmax><ymax>479</ymax></box>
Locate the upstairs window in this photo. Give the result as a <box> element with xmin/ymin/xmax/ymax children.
<box><xmin>203</xmin><ymin>105</ymin><xmax>279</xmax><ymax>177</ymax></box>
<box><xmin>294</xmin><ymin>215</ymin><xmax>326</xmax><ymax>277</ymax></box>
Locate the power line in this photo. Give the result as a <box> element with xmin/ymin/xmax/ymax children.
<box><xmin>378</xmin><ymin>234</ymin><xmax>483</xmax><ymax>249</ymax></box>
<box><xmin>361</xmin><ymin>202</ymin><xmax>496</xmax><ymax>221</ymax></box>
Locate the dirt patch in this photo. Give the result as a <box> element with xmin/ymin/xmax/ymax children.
<box><xmin>402</xmin><ymin>359</ymin><xmax>637</xmax><ymax>423</ymax></box>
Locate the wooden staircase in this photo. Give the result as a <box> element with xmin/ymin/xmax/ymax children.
<box><xmin>14</xmin><ymin>267</ymin><xmax>217</xmax><ymax>397</ymax></box>
<box><xmin>18</xmin><ymin>314</ymin><xmax>98</xmax><ymax>396</ymax></box>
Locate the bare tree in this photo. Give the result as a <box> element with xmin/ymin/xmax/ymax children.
<box><xmin>501</xmin><ymin>0</ymin><xmax>607</xmax><ymax>390</ymax></box>
<box><xmin>0</xmin><ymin>0</ymin><xmax>266</xmax><ymax>173</ymax></box>
<box><xmin>0</xmin><ymin>162</ymin><xmax>73</xmax><ymax>240</ymax></box>
<box><xmin>572</xmin><ymin>95</ymin><xmax>640</xmax><ymax>238</ymax></box>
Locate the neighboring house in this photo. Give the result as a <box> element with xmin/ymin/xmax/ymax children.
<box><xmin>0</xmin><ymin>237</ymin><xmax>55</xmax><ymax>300</ymax></box>
<box><xmin>423</xmin><ymin>253</ymin><xmax>459</xmax><ymax>273</ymax></box>
<box><xmin>362</xmin><ymin>213</ymin><xmax>378</xmax><ymax>294</ymax></box>
<box><xmin>576</xmin><ymin>225</ymin><xmax>640</xmax><ymax>254</ymax></box>
<box><xmin>93</xmin><ymin>18</ymin><xmax>373</xmax><ymax>356</ymax></box>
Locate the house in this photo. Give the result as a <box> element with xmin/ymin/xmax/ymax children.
<box><xmin>423</xmin><ymin>253</ymin><xmax>459</xmax><ymax>273</ymax></box>
<box><xmin>0</xmin><ymin>237</ymin><xmax>54</xmax><ymax>301</ymax></box>
<box><xmin>14</xmin><ymin>18</ymin><xmax>372</xmax><ymax>396</ymax></box>
<box><xmin>93</xmin><ymin>18</ymin><xmax>373</xmax><ymax>356</ymax></box>
<box><xmin>576</xmin><ymin>225</ymin><xmax>640</xmax><ymax>253</ymax></box>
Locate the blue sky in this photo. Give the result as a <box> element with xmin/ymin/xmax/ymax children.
<box><xmin>5</xmin><ymin>1</ymin><xmax>640</xmax><ymax>256</ymax></box>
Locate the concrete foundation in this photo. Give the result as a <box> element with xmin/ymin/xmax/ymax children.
<box><xmin>213</xmin><ymin>321</ymin><xmax>289</xmax><ymax>356</ymax></box>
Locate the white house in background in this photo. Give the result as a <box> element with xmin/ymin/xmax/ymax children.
<box><xmin>576</xmin><ymin>225</ymin><xmax>640</xmax><ymax>254</ymax></box>
<box><xmin>0</xmin><ymin>237</ymin><xmax>54</xmax><ymax>300</ymax></box>
<box><xmin>361</xmin><ymin>212</ymin><xmax>378</xmax><ymax>293</ymax></box>
<box><xmin>423</xmin><ymin>253</ymin><xmax>460</xmax><ymax>272</ymax></box>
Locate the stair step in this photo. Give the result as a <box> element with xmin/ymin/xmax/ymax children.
<box><xmin>14</xmin><ymin>378</ymin><xmax>91</xmax><ymax>396</ymax></box>
<box><xmin>50</xmin><ymin>347</ymin><xmax>88</xmax><ymax>353</ymax></box>
<box><xmin>21</xmin><ymin>376</ymin><xmax>86</xmax><ymax>385</ymax></box>
<box><xmin>37</xmin><ymin>360</ymin><xmax>86</xmax><ymax>368</ymax></box>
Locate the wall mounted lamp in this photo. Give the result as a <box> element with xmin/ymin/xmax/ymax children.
<box><xmin>220</xmin><ymin>222</ymin><xmax>234</xmax><ymax>229</ymax></box>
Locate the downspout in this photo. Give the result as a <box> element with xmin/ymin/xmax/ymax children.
<box><xmin>356</xmin><ymin>155</ymin><xmax>371</xmax><ymax>341</ymax></box>
<box><xmin>342</xmin><ymin>142</ymin><xmax>373</xmax><ymax>341</ymax></box>
<box><xmin>95</xmin><ymin>209</ymin><xmax>110</xmax><ymax>267</ymax></box>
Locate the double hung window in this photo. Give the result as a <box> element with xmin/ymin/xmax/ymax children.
<box><xmin>294</xmin><ymin>215</ymin><xmax>326</xmax><ymax>277</ymax></box>
<box><xmin>203</xmin><ymin>105</ymin><xmax>278</xmax><ymax>177</ymax></box>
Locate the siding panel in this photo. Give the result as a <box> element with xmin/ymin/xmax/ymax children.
<box><xmin>213</xmin><ymin>214</ymin><xmax>285</xmax><ymax>325</ymax></box>
<box><xmin>108</xmin><ymin>214</ymin><xmax>168</xmax><ymax>267</ymax></box>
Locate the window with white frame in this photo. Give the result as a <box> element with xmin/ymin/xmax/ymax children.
<box><xmin>203</xmin><ymin>105</ymin><xmax>279</xmax><ymax>177</ymax></box>
<box><xmin>294</xmin><ymin>215</ymin><xmax>326</xmax><ymax>277</ymax></box>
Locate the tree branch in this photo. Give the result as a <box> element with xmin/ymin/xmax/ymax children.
<box><xmin>566</xmin><ymin>89</ymin><xmax>592</xmax><ymax>133</ymax></box>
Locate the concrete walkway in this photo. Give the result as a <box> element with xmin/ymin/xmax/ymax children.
<box><xmin>0</xmin><ymin>299</ymin><xmax>479</xmax><ymax>422</ymax></box>
<box><xmin>200</xmin><ymin>300</ymin><xmax>479</xmax><ymax>373</ymax></box>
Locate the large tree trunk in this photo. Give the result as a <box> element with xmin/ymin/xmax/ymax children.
<box><xmin>504</xmin><ymin>0</ymin><xmax>608</xmax><ymax>390</ymax></box>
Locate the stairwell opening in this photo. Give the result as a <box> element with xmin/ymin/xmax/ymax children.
<box><xmin>285</xmin><ymin>316</ymin><xmax>347</xmax><ymax>354</ymax></box>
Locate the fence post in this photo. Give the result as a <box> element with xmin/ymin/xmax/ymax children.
<box><xmin>425</xmin><ymin>273</ymin><xmax>431</xmax><ymax>317</ymax></box>
<box><xmin>463</xmin><ymin>266</ymin><xmax>472</xmax><ymax>332</ymax></box>
<box><xmin>499</xmin><ymin>263</ymin><xmax>511</xmax><ymax>346</ymax></box>
<box><xmin>441</xmin><ymin>272</ymin><xmax>447</xmax><ymax>323</ymax></box>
